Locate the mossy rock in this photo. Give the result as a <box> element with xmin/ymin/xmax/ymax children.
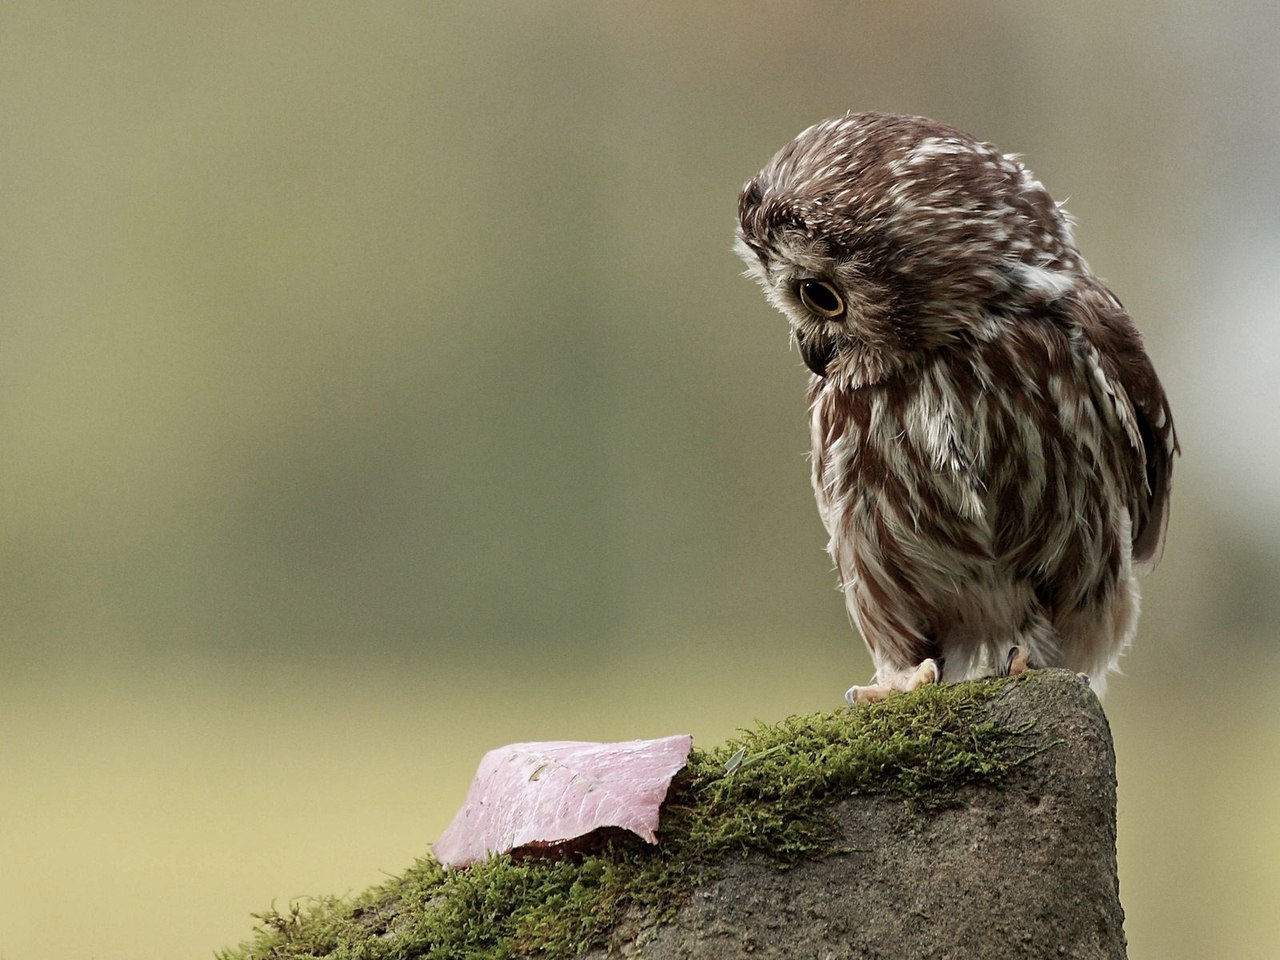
<box><xmin>218</xmin><ymin>669</ymin><xmax>1125</xmax><ymax>959</ymax></box>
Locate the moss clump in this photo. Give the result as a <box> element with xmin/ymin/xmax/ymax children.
<box><xmin>219</xmin><ymin>676</ymin><xmax>1031</xmax><ymax>960</ymax></box>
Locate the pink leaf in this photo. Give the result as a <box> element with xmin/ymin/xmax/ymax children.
<box><xmin>433</xmin><ymin>734</ymin><xmax>694</xmax><ymax>868</ymax></box>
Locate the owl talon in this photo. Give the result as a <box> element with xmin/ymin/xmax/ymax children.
<box><xmin>845</xmin><ymin>658</ymin><xmax>940</xmax><ymax>705</ymax></box>
<box><xmin>1005</xmin><ymin>645</ymin><xmax>1031</xmax><ymax>676</ymax></box>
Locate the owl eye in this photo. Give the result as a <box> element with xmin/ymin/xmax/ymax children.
<box><xmin>797</xmin><ymin>279</ymin><xmax>845</xmax><ymax>318</ymax></box>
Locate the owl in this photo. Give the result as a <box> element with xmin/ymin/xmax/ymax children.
<box><xmin>735</xmin><ymin>113</ymin><xmax>1177</xmax><ymax>703</ymax></box>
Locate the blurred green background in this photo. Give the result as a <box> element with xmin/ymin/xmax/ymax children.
<box><xmin>2</xmin><ymin>2</ymin><xmax>1277</xmax><ymax>958</ymax></box>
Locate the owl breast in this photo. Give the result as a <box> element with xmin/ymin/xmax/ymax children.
<box><xmin>809</xmin><ymin>336</ymin><xmax>1137</xmax><ymax>684</ymax></box>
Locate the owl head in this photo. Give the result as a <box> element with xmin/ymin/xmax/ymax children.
<box><xmin>735</xmin><ymin>112</ymin><xmax>1085</xmax><ymax>381</ymax></box>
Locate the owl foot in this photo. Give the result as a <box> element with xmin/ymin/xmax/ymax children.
<box><xmin>845</xmin><ymin>658</ymin><xmax>940</xmax><ymax>706</ymax></box>
<box><xmin>1005</xmin><ymin>645</ymin><xmax>1032</xmax><ymax>676</ymax></box>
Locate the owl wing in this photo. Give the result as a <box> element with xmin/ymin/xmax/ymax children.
<box><xmin>1076</xmin><ymin>290</ymin><xmax>1179</xmax><ymax>575</ymax></box>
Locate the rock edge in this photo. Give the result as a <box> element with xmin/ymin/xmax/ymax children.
<box><xmin>590</xmin><ymin>669</ymin><xmax>1127</xmax><ymax>960</ymax></box>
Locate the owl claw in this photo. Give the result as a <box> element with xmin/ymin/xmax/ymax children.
<box><xmin>1005</xmin><ymin>645</ymin><xmax>1032</xmax><ymax>676</ymax></box>
<box><xmin>845</xmin><ymin>658</ymin><xmax>940</xmax><ymax>706</ymax></box>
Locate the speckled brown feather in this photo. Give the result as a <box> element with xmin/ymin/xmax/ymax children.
<box><xmin>736</xmin><ymin>113</ymin><xmax>1178</xmax><ymax>694</ymax></box>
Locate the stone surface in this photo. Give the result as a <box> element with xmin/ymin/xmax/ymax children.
<box><xmin>592</xmin><ymin>669</ymin><xmax>1126</xmax><ymax>960</ymax></box>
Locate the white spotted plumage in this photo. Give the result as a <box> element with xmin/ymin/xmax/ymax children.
<box><xmin>736</xmin><ymin>113</ymin><xmax>1178</xmax><ymax>701</ymax></box>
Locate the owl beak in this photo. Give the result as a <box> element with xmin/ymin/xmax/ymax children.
<box><xmin>795</xmin><ymin>327</ymin><xmax>837</xmax><ymax>377</ymax></box>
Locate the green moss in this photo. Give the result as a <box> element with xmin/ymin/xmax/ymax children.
<box><xmin>219</xmin><ymin>676</ymin><xmax>1032</xmax><ymax>960</ymax></box>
